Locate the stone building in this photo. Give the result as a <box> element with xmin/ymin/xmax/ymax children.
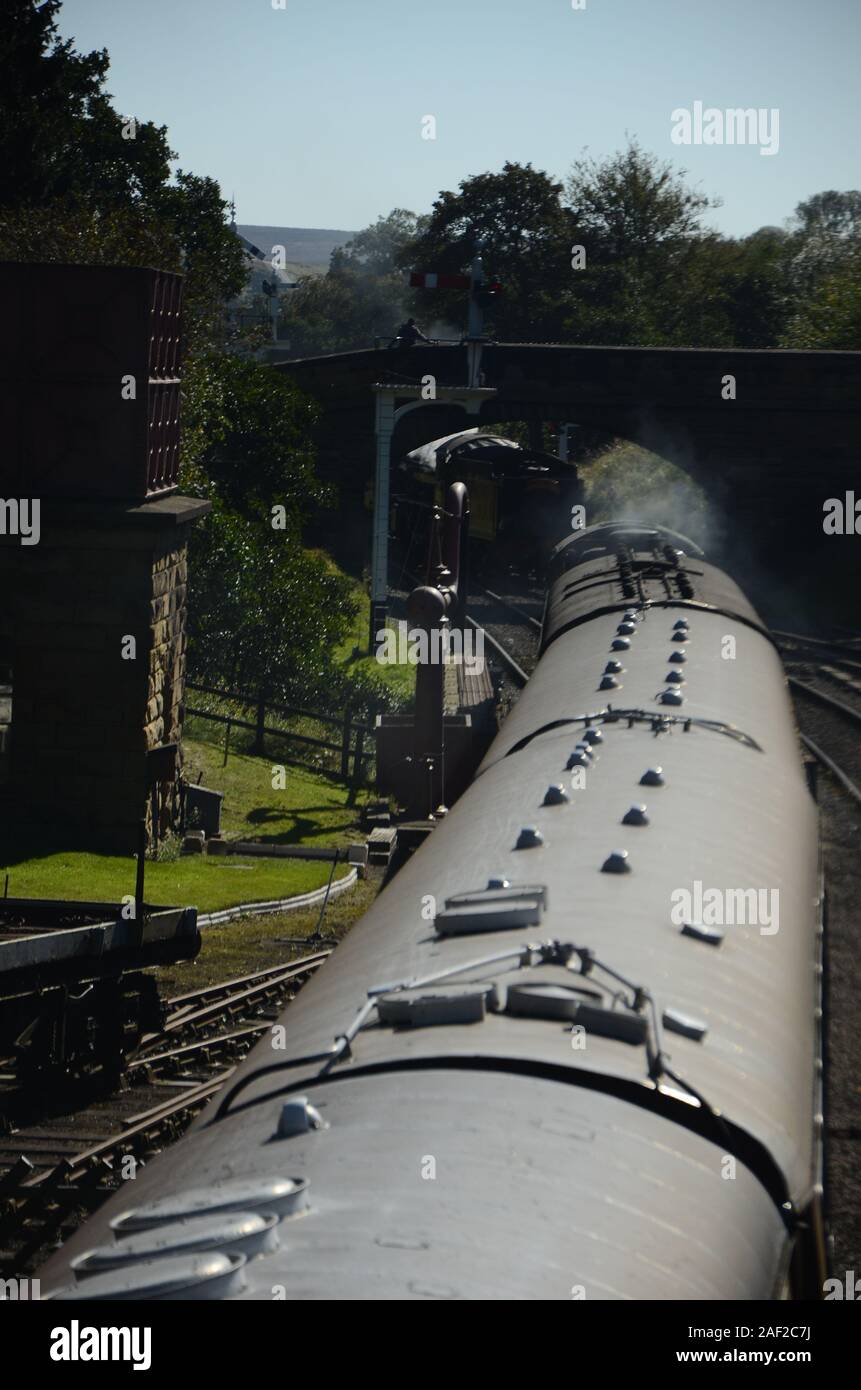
<box><xmin>0</xmin><ymin>264</ymin><xmax>209</xmax><ymax>853</ymax></box>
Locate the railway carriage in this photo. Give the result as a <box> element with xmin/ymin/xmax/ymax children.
<box><xmin>39</xmin><ymin>521</ymin><xmax>824</xmax><ymax>1301</ymax></box>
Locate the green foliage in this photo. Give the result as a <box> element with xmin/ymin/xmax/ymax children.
<box><xmin>280</xmin><ymin>210</ymin><xmax>428</xmax><ymax>355</ymax></box>
<box><xmin>181</xmin><ymin>354</ymin><xmax>359</xmax><ymax>703</ymax></box>
<box><xmin>281</xmin><ymin>268</ymin><xmax>406</xmax><ymax>355</ymax></box>
<box><xmin>181</xmin><ymin>352</ymin><xmax>325</xmax><ymax>522</ymax></box>
<box><xmin>402</xmin><ymin>162</ymin><xmax>574</xmax><ymax>338</ymax></box>
<box><xmin>781</xmin><ymin>251</ymin><xmax>861</xmax><ymax>349</ymax></box>
<box><xmin>780</xmin><ymin>190</ymin><xmax>861</xmax><ymax>348</ymax></box>
<box><xmin>0</xmin><ymin>2</ymin><xmax>246</xmax><ymax>353</ymax></box>
<box><xmin>277</xmin><ymin>143</ymin><xmax>861</xmax><ymax>353</ymax></box>
<box><xmin>0</xmin><ymin>0</ymin><xmax>171</xmax><ymax>211</ymax></box>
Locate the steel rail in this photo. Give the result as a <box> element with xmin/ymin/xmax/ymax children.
<box><xmin>799</xmin><ymin>734</ymin><xmax>861</xmax><ymax>807</ymax></box>
<box><xmin>788</xmin><ymin>675</ymin><xmax>861</xmax><ymax>728</ymax></box>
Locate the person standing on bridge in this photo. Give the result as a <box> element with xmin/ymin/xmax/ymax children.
<box><xmin>391</xmin><ymin>317</ymin><xmax>430</xmax><ymax>347</ymax></box>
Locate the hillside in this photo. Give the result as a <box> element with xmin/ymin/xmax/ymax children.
<box><xmin>236</xmin><ymin>224</ymin><xmax>357</xmax><ymax>274</ymax></box>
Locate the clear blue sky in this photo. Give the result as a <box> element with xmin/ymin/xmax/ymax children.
<box><xmin>58</xmin><ymin>0</ymin><xmax>860</xmax><ymax>237</ymax></box>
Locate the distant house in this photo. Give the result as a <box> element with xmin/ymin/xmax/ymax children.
<box><xmin>231</xmin><ymin>226</ymin><xmax>298</xmax><ymax>302</ymax></box>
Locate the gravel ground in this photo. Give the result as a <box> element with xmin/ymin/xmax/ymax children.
<box><xmin>789</xmin><ymin>688</ymin><xmax>861</xmax><ymax>1277</ymax></box>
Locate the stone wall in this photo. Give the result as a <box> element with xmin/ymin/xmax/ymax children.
<box><xmin>0</xmin><ymin>496</ymin><xmax>208</xmax><ymax>853</ymax></box>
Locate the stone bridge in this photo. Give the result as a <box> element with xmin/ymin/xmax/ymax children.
<box><xmin>275</xmin><ymin>341</ymin><xmax>861</xmax><ymax>584</ymax></box>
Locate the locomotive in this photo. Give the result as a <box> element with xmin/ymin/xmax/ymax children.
<box><xmin>39</xmin><ymin>521</ymin><xmax>825</xmax><ymax>1301</ymax></box>
<box><xmin>394</xmin><ymin>429</ymin><xmax>581</xmax><ymax>574</ymax></box>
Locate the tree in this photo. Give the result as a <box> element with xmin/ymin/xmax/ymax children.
<box><xmin>332</xmin><ymin>209</ymin><xmax>427</xmax><ymax>278</ymax></box>
<box><xmin>0</xmin><ymin>0</ymin><xmax>172</xmax><ymax>211</ymax></box>
<box><xmin>781</xmin><ymin>251</ymin><xmax>861</xmax><ymax>349</ymax></box>
<box><xmin>564</xmin><ymin>140</ymin><xmax>717</xmax><ymax>264</ymax></box>
<box><xmin>400</xmin><ymin>162</ymin><xmax>575</xmax><ymax>338</ymax></box>
<box><xmin>181</xmin><ymin>353</ymin><xmax>359</xmax><ymax>700</ymax></box>
<box><xmin>0</xmin><ymin>1</ymin><xmax>247</xmax><ymax>351</ymax></box>
<box><xmin>281</xmin><ymin>268</ymin><xmax>407</xmax><ymax>355</ymax></box>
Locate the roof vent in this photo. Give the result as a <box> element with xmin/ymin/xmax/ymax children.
<box><xmin>601</xmin><ymin>849</ymin><xmax>630</xmax><ymax>874</ymax></box>
<box><xmin>663</xmin><ymin>1008</ymin><xmax>708</xmax><ymax>1041</ymax></box>
<box><xmin>611</xmin><ymin>637</ymin><xmax>631</xmax><ymax>651</ymax></box>
<box><xmin>640</xmin><ymin>767</ymin><xmax>664</xmax><ymax>787</ymax></box>
<box><xmin>543</xmin><ymin>783</ymin><xmax>570</xmax><ymax>806</ymax></box>
<box><xmin>71</xmin><ymin>1212</ymin><xmax>279</xmax><ymax>1279</ymax></box>
<box><xmin>516</xmin><ymin>825</ymin><xmax>543</xmax><ymax>850</ymax></box>
<box><xmin>599</xmin><ymin>675</ymin><xmax>620</xmax><ymax>691</ymax></box>
<box><xmin>572</xmin><ymin>1004</ymin><xmax>648</xmax><ymax>1045</ymax></box>
<box><xmin>583</xmin><ymin>728</ymin><xmax>603</xmax><ymax>744</ymax></box>
<box><xmin>681</xmin><ymin>922</ymin><xmax>724</xmax><ymax>947</ymax></box>
<box><xmin>377</xmin><ymin>984</ymin><xmax>499</xmax><ymax>1027</ymax></box>
<box><xmin>277</xmin><ymin>1096</ymin><xmax>327</xmax><ymax>1138</ymax></box>
<box><xmin>659</xmin><ymin>688</ymin><xmax>684</xmax><ymax>706</ymax></box>
<box><xmin>506</xmin><ymin>981</ymin><xmax>602</xmax><ymax>1021</ymax></box>
<box><xmin>671</xmin><ymin>631</ymin><xmax>689</xmax><ymax>644</ymax></box>
<box><xmin>50</xmin><ymin>1252</ymin><xmax>247</xmax><ymax>1302</ymax></box>
<box><xmin>566</xmin><ymin>750</ymin><xmax>590</xmax><ymax>769</ymax></box>
<box><xmin>616</xmin><ymin>622</ymin><xmax>636</xmax><ymax>636</ymax></box>
<box><xmin>111</xmin><ymin>1176</ymin><xmax>308</xmax><ymax>1234</ymax></box>
<box><xmin>665</xmin><ymin>671</ymin><xmax>685</xmax><ymax>684</ymax></box>
<box><xmin>603</xmin><ymin>661</ymin><xmax>623</xmax><ymax>674</ymax></box>
<box><xmin>622</xmin><ymin>804</ymin><xmax>649</xmax><ymax>826</ymax></box>
<box><xmin>437</xmin><ymin>884</ymin><xmax>547</xmax><ymax>934</ymax></box>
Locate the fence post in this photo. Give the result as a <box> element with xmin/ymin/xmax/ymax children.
<box><xmin>340</xmin><ymin>706</ymin><xmax>352</xmax><ymax>779</ymax></box>
<box><xmin>252</xmin><ymin>691</ymin><xmax>267</xmax><ymax>756</ymax></box>
<box><xmin>352</xmin><ymin>724</ymin><xmax>365</xmax><ymax>786</ymax></box>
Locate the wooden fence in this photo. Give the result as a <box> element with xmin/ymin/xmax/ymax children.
<box><xmin>185</xmin><ymin>681</ymin><xmax>373</xmax><ymax>783</ymax></box>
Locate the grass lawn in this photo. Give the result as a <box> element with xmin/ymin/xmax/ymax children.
<box><xmin>1</xmin><ymin>737</ymin><xmax>368</xmax><ymax>910</ymax></box>
<box><xmin>330</xmin><ymin>576</ymin><xmax>415</xmax><ymax>707</ymax></box>
<box><xmin>0</xmin><ymin>844</ymin><xmax>350</xmax><ymax>912</ymax></box>
<box><xmin>182</xmin><ymin>736</ymin><xmax>366</xmax><ymax>847</ymax></box>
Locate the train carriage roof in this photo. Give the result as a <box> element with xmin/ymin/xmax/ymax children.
<box><xmin>401</xmin><ymin>430</ymin><xmax>573</xmax><ymax>479</ymax></box>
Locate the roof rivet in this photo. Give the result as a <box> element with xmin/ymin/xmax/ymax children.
<box><xmin>640</xmin><ymin>767</ymin><xmax>664</xmax><ymax>787</ymax></box>
<box><xmin>601</xmin><ymin>849</ymin><xmax>630</xmax><ymax>874</ymax></box>
<box><xmin>599</xmin><ymin>675</ymin><xmax>620</xmax><ymax>690</ymax></box>
<box><xmin>668</xmin><ymin>650</ymin><xmax>687</xmax><ymax>664</ymax></box>
<box><xmin>543</xmin><ymin>783</ymin><xmax>570</xmax><ymax>806</ymax></box>
<box><xmin>622</xmin><ymin>804</ymin><xmax>649</xmax><ymax>826</ymax></box>
<box><xmin>611</xmin><ymin>637</ymin><xmax>631</xmax><ymax>651</ymax></box>
<box><xmin>583</xmin><ymin>728</ymin><xmax>603</xmax><ymax>745</ymax></box>
<box><xmin>516</xmin><ymin>826</ymin><xmax>544</xmax><ymax>849</ymax></box>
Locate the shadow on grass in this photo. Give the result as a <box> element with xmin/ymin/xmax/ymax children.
<box><xmin>244</xmin><ymin>807</ymin><xmax>357</xmax><ymax>845</ymax></box>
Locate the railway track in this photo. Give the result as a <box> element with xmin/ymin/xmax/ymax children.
<box><xmin>782</xmin><ymin>660</ymin><xmax>861</xmax><ymax>807</ymax></box>
<box><xmin>0</xmin><ymin>951</ymin><xmax>330</xmax><ymax>1275</ymax></box>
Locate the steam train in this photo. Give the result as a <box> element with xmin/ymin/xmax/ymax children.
<box><xmin>39</xmin><ymin>521</ymin><xmax>824</xmax><ymax>1301</ymax></box>
<box><xmin>394</xmin><ymin>429</ymin><xmax>581</xmax><ymax>573</ymax></box>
